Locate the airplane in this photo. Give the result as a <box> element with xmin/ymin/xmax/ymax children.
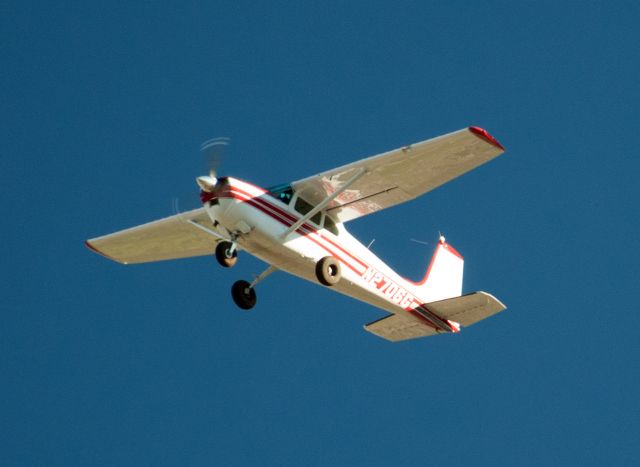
<box><xmin>85</xmin><ymin>126</ymin><xmax>507</xmax><ymax>342</ymax></box>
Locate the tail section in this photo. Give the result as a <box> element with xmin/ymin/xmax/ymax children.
<box><xmin>365</xmin><ymin>292</ymin><xmax>506</xmax><ymax>341</ymax></box>
<box><xmin>410</xmin><ymin>236</ymin><xmax>464</xmax><ymax>303</ymax></box>
<box><xmin>364</xmin><ymin>236</ymin><xmax>507</xmax><ymax>341</ymax></box>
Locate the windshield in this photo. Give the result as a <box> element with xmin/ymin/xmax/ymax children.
<box><xmin>266</xmin><ymin>183</ymin><xmax>294</xmax><ymax>205</ymax></box>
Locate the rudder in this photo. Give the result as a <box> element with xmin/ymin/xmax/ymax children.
<box><xmin>411</xmin><ymin>236</ymin><xmax>464</xmax><ymax>303</ymax></box>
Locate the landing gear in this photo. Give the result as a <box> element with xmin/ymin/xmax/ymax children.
<box><xmin>231</xmin><ymin>280</ymin><xmax>256</xmax><ymax>310</ymax></box>
<box><xmin>316</xmin><ymin>256</ymin><xmax>341</xmax><ymax>286</ymax></box>
<box><xmin>216</xmin><ymin>241</ymin><xmax>237</xmax><ymax>268</ymax></box>
<box><xmin>230</xmin><ymin>266</ymin><xmax>277</xmax><ymax>311</ymax></box>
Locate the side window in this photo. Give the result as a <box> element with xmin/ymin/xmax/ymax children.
<box><xmin>267</xmin><ymin>184</ymin><xmax>293</xmax><ymax>205</ymax></box>
<box><xmin>323</xmin><ymin>214</ymin><xmax>339</xmax><ymax>236</ymax></box>
<box><xmin>277</xmin><ymin>189</ymin><xmax>293</xmax><ymax>205</ymax></box>
<box><xmin>294</xmin><ymin>196</ymin><xmax>322</xmax><ymax>226</ymax></box>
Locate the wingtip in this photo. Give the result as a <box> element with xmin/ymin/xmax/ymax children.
<box><xmin>85</xmin><ymin>239</ymin><xmax>122</xmax><ymax>263</ymax></box>
<box><xmin>477</xmin><ymin>291</ymin><xmax>508</xmax><ymax>312</ymax></box>
<box><xmin>468</xmin><ymin>126</ymin><xmax>505</xmax><ymax>151</ymax></box>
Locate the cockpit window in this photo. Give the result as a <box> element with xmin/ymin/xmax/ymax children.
<box><xmin>323</xmin><ymin>214</ymin><xmax>339</xmax><ymax>236</ymax></box>
<box><xmin>267</xmin><ymin>183</ymin><xmax>294</xmax><ymax>205</ymax></box>
<box><xmin>294</xmin><ymin>196</ymin><xmax>322</xmax><ymax>226</ymax></box>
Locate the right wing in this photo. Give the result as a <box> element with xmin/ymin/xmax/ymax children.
<box><xmin>291</xmin><ymin>127</ymin><xmax>505</xmax><ymax>223</ymax></box>
<box><xmin>85</xmin><ymin>208</ymin><xmax>224</xmax><ymax>264</ymax></box>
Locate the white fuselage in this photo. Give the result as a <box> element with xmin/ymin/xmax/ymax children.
<box><xmin>203</xmin><ymin>177</ymin><xmax>455</xmax><ymax>332</ymax></box>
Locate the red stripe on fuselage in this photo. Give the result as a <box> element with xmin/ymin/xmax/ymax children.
<box><xmin>219</xmin><ymin>189</ymin><xmax>365</xmax><ymax>275</ymax></box>
<box><xmin>210</xmin><ymin>183</ymin><xmax>452</xmax><ymax>332</ymax></box>
<box><xmin>223</xmin><ymin>186</ymin><xmax>369</xmax><ymax>272</ymax></box>
<box><xmin>249</xmin><ymin>194</ymin><xmax>369</xmax><ymax>270</ymax></box>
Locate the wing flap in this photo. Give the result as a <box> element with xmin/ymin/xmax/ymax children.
<box><xmin>423</xmin><ymin>292</ymin><xmax>506</xmax><ymax>327</ymax></box>
<box><xmin>292</xmin><ymin>127</ymin><xmax>505</xmax><ymax>223</ymax></box>
<box><xmin>86</xmin><ymin>208</ymin><xmax>222</xmax><ymax>264</ymax></box>
<box><xmin>364</xmin><ymin>313</ymin><xmax>439</xmax><ymax>342</ymax></box>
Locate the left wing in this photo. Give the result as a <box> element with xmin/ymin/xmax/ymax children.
<box><xmin>86</xmin><ymin>208</ymin><xmax>223</xmax><ymax>264</ymax></box>
<box><xmin>291</xmin><ymin>127</ymin><xmax>505</xmax><ymax>223</ymax></box>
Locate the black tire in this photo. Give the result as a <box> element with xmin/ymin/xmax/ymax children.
<box><xmin>315</xmin><ymin>256</ymin><xmax>341</xmax><ymax>286</ymax></box>
<box><xmin>231</xmin><ymin>280</ymin><xmax>257</xmax><ymax>310</ymax></box>
<box><xmin>216</xmin><ymin>241</ymin><xmax>237</xmax><ymax>268</ymax></box>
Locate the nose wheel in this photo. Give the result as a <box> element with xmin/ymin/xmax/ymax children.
<box><xmin>231</xmin><ymin>280</ymin><xmax>257</xmax><ymax>310</ymax></box>
<box><xmin>216</xmin><ymin>241</ymin><xmax>237</xmax><ymax>268</ymax></box>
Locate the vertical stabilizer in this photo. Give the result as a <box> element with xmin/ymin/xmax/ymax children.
<box><xmin>411</xmin><ymin>236</ymin><xmax>464</xmax><ymax>303</ymax></box>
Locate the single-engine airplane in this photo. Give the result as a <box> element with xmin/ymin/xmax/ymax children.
<box><xmin>86</xmin><ymin>126</ymin><xmax>507</xmax><ymax>341</ymax></box>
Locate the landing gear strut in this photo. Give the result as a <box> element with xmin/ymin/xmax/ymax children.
<box><xmin>216</xmin><ymin>241</ymin><xmax>237</xmax><ymax>268</ymax></box>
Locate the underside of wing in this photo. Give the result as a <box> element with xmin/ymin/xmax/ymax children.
<box><xmin>291</xmin><ymin>127</ymin><xmax>505</xmax><ymax>223</ymax></box>
<box><xmin>86</xmin><ymin>208</ymin><xmax>223</xmax><ymax>264</ymax></box>
<box><xmin>364</xmin><ymin>292</ymin><xmax>506</xmax><ymax>342</ymax></box>
<box><xmin>364</xmin><ymin>312</ymin><xmax>439</xmax><ymax>342</ymax></box>
<box><xmin>423</xmin><ymin>291</ymin><xmax>506</xmax><ymax>327</ymax></box>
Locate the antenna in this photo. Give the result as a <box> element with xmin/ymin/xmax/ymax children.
<box><xmin>410</xmin><ymin>238</ymin><xmax>430</xmax><ymax>246</ymax></box>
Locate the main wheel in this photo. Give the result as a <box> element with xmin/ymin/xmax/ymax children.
<box><xmin>315</xmin><ymin>256</ymin><xmax>341</xmax><ymax>286</ymax></box>
<box><xmin>216</xmin><ymin>241</ymin><xmax>237</xmax><ymax>268</ymax></box>
<box><xmin>231</xmin><ymin>280</ymin><xmax>257</xmax><ymax>310</ymax></box>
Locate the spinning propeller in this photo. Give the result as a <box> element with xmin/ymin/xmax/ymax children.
<box><xmin>172</xmin><ymin>136</ymin><xmax>230</xmax><ymax>216</ymax></box>
<box><xmin>196</xmin><ymin>136</ymin><xmax>230</xmax><ymax>192</ymax></box>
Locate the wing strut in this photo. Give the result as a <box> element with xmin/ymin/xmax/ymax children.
<box><xmin>186</xmin><ymin>218</ymin><xmax>229</xmax><ymax>241</ymax></box>
<box><xmin>282</xmin><ymin>168</ymin><xmax>366</xmax><ymax>237</ymax></box>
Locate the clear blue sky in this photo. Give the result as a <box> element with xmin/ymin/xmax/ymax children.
<box><xmin>3</xmin><ymin>1</ymin><xmax>639</xmax><ymax>465</ymax></box>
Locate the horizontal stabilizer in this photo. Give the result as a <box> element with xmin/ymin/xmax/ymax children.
<box><xmin>423</xmin><ymin>292</ymin><xmax>506</xmax><ymax>327</ymax></box>
<box><xmin>364</xmin><ymin>313</ymin><xmax>439</xmax><ymax>342</ymax></box>
<box><xmin>365</xmin><ymin>292</ymin><xmax>506</xmax><ymax>342</ymax></box>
